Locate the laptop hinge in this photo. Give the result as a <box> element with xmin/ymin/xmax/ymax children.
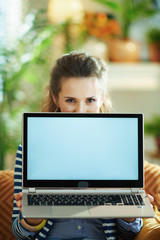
<box><xmin>131</xmin><ymin>188</ymin><xmax>140</xmax><ymax>193</ymax></box>
<box><xmin>28</xmin><ymin>188</ymin><xmax>36</xmax><ymax>193</ymax></box>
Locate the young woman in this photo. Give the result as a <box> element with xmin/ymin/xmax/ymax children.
<box><xmin>12</xmin><ymin>51</ymin><xmax>144</xmax><ymax>240</ymax></box>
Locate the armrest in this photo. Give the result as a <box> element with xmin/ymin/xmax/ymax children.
<box><xmin>134</xmin><ymin>207</ymin><xmax>160</xmax><ymax>240</ymax></box>
<box><xmin>144</xmin><ymin>161</ymin><xmax>160</xmax><ymax>209</ymax></box>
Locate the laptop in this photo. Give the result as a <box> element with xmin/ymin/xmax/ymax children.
<box><xmin>22</xmin><ymin>112</ymin><xmax>155</xmax><ymax>218</ymax></box>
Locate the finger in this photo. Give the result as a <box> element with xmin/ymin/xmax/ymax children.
<box><xmin>147</xmin><ymin>194</ymin><xmax>154</xmax><ymax>204</ymax></box>
<box><xmin>15</xmin><ymin>192</ymin><xmax>23</xmax><ymax>200</ymax></box>
<box><xmin>16</xmin><ymin>200</ymin><xmax>22</xmax><ymax>209</ymax></box>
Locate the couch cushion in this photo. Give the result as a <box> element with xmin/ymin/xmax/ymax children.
<box><xmin>0</xmin><ymin>170</ymin><xmax>16</xmax><ymax>240</ymax></box>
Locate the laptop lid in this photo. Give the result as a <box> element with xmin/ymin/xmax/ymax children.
<box><xmin>23</xmin><ymin>113</ymin><xmax>143</xmax><ymax>189</ymax></box>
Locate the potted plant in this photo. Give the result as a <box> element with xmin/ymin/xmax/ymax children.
<box><xmin>146</xmin><ymin>28</ymin><xmax>160</xmax><ymax>62</ymax></box>
<box><xmin>144</xmin><ymin>115</ymin><xmax>160</xmax><ymax>158</ymax></box>
<box><xmin>91</xmin><ymin>0</ymin><xmax>159</xmax><ymax>62</ymax></box>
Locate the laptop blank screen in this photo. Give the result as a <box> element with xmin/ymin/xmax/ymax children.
<box><xmin>23</xmin><ymin>113</ymin><xmax>143</xmax><ymax>187</ymax></box>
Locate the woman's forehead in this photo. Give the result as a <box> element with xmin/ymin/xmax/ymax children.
<box><xmin>59</xmin><ymin>77</ymin><xmax>102</xmax><ymax>95</ymax></box>
<box><xmin>60</xmin><ymin>77</ymin><xmax>102</xmax><ymax>89</ymax></box>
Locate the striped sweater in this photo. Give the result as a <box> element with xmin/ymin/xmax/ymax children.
<box><xmin>11</xmin><ymin>145</ymin><xmax>140</xmax><ymax>240</ymax></box>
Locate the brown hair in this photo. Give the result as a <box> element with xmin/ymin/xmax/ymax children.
<box><xmin>41</xmin><ymin>51</ymin><xmax>112</xmax><ymax>112</ymax></box>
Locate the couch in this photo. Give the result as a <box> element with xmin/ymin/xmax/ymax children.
<box><xmin>0</xmin><ymin>161</ymin><xmax>160</xmax><ymax>240</ymax></box>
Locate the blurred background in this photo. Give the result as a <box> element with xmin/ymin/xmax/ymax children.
<box><xmin>0</xmin><ymin>0</ymin><xmax>160</xmax><ymax>170</ymax></box>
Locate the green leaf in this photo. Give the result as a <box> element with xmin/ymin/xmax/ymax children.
<box><xmin>144</xmin><ymin>115</ymin><xmax>160</xmax><ymax>137</ymax></box>
<box><xmin>93</xmin><ymin>0</ymin><xmax>120</xmax><ymax>10</ymax></box>
<box><xmin>146</xmin><ymin>28</ymin><xmax>160</xmax><ymax>43</ymax></box>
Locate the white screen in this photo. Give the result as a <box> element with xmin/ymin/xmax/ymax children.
<box><xmin>27</xmin><ymin>117</ymin><xmax>139</xmax><ymax>180</ymax></box>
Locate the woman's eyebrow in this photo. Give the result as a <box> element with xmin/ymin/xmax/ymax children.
<box><xmin>64</xmin><ymin>96</ymin><xmax>76</xmax><ymax>99</ymax></box>
<box><xmin>86</xmin><ymin>96</ymin><xmax>96</xmax><ymax>99</ymax></box>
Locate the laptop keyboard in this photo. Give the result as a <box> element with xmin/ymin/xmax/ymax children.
<box><xmin>28</xmin><ymin>194</ymin><xmax>145</xmax><ymax>206</ymax></box>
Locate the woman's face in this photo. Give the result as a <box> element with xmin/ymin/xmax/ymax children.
<box><xmin>54</xmin><ymin>77</ymin><xmax>104</xmax><ymax>113</ymax></box>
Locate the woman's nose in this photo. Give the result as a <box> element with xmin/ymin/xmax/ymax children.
<box><xmin>75</xmin><ymin>102</ymin><xmax>86</xmax><ymax>113</ymax></box>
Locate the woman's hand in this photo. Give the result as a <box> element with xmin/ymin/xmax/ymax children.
<box><xmin>147</xmin><ymin>193</ymin><xmax>154</xmax><ymax>205</ymax></box>
<box><xmin>15</xmin><ymin>192</ymin><xmax>23</xmax><ymax>213</ymax></box>
<box><xmin>121</xmin><ymin>194</ymin><xmax>154</xmax><ymax>223</ymax></box>
<box><xmin>15</xmin><ymin>192</ymin><xmax>43</xmax><ymax>226</ymax></box>
<box><xmin>121</xmin><ymin>217</ymin><xmax>136</xmax><ymax>223</ymax></box>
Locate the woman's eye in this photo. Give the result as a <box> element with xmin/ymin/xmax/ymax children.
<box><xmin>66</xmin><ymin>98</ymin><xmax>75</xmax><ymax>103</ymax></box>
<box><xmin>86</xmin><ymin>98</ymin><xmax>96</xmax><ymax>103</ymax></box>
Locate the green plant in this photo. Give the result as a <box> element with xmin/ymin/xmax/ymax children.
<box><xmin>0</xmin><ymin>9</ymin><xmax>75</xmax><ymax>170</ymax></box>
<box><xmin>93</xmin><ymin>0</ymin><xmax>120</xmax><ymax>10</ymax></box>
<box><xmin>94</xmin><ymin>0</ymin><xmax>159</xmax><ymax>38</ymax></box>
<box><xmin>0</xmin><ymin>7</ymin><xmax>89</xmax><ymax>170</ymax></box>
<box><xmin>146</xmin><ymin>28</ymin><xmax>160</xmax><ymax>44</ymax></box>
<box><xmin>144</xmin><ymin>115</ymin><xmax>160</xmax><ymax>137</ymax></box>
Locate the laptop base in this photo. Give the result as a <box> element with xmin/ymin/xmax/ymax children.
<box><xmin>22</xmin><ymin>191</ymin><xmax>155</xmax><ymax>219</ymax></box>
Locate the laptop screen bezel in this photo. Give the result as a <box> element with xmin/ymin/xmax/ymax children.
<box><xmin>23</xmin><ymin>112</ymin><xmax>143</xmax><ymax>188</ymax></box>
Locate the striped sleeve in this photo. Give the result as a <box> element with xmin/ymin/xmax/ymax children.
<box><xmin>116</xmin><ymin>219</ymin><xmax>142</xmax><ymax>240</ymax></box>
<box><xmin>11</xmin><ymin>144</ymin><xmax>32</xmax><ymax>240</ymax></box>
<box><xmin>102</xmin><ymin>218</ymin><xmax>117</xmax><ymax>240</ymax></box>
<box><xmin>11</xmin><ymin>144</ymin><xmax>54</xmax><ymax>240</ymax></box>
<box><xmin>11</xmin><ymin>217</ymin><xmax>32</xmax><ymax>240</ymax></box>
<box><xmin>102</xmin><ymin>218</ymin><xmax>142</xmax><ymax>240</ymax></box>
